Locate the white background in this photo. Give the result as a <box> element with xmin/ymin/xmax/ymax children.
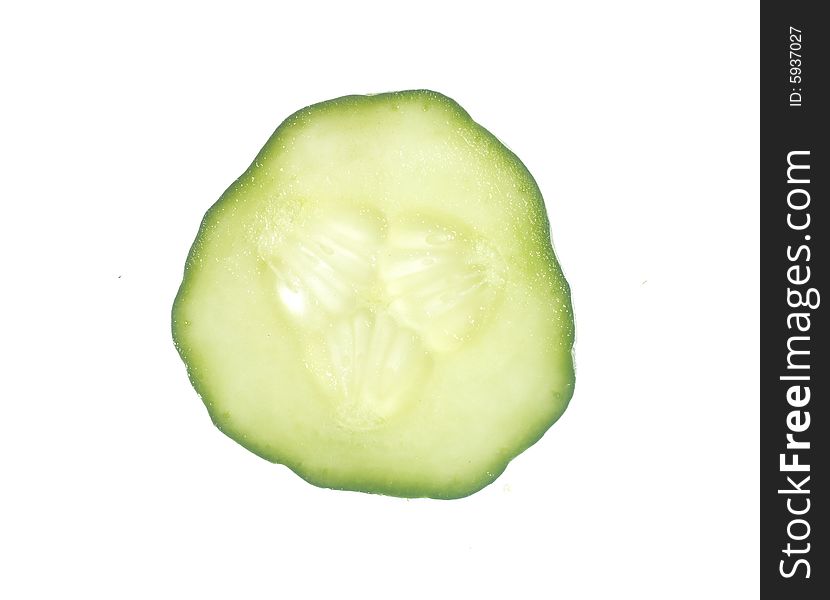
<box><xmin>1</xmin><ymin>1</ymin><xmax>759</xmax><ymax>598</ymax></box>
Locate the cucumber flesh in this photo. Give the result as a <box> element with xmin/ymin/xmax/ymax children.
<box><xmin>172</xmin><ymin>90</ymin><xmax>575</xmax><ymax>499</ymax></box>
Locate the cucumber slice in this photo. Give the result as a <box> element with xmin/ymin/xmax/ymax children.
<box><xmin>172</xmin><ymin>90</ymin><xmax>575</xmax><ymax>499</ymax></box>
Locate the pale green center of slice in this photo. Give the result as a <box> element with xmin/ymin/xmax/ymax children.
<box><xmin>258</xmin><ymin>203</ymin><xmax>504</xmax><ymax>430</ymax></box>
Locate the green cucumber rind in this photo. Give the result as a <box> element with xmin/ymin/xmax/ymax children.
<box><xmin>172</xmin><ymin>89</ymin><xmax>575</xmax><ymax>499</ymax></box>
